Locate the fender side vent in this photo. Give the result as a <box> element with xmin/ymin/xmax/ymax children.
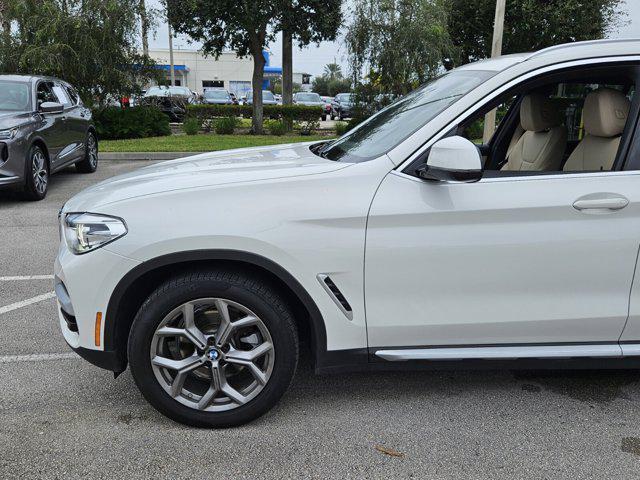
<box><xmin>317</xmin><ymin>274</ymin><xmax>353</xmax><ymax>320</ymax></box>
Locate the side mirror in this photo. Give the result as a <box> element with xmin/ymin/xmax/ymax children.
<box><xmin>39</xmin><ymin>102</ymin><xmax>64</xmax><ymax>114</ymax></box>
<box><xmin>417</xmin><ymin>136</ymin><xmax>482</xmax><ymax>183</ymax></box>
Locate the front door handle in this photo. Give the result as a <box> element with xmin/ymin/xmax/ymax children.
<box><xmin>573</xmin><ymin>193</ymin><xmax>629</xmax><ymax>213</ymax></box>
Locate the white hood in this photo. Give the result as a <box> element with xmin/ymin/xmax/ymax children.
<box><xmin>64</xmin><ymin>142</ymin><xmax>349</xmax><ymax>211</ymax></box>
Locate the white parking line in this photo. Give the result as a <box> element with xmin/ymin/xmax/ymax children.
<box><xmin>0</xmin><ymin>275</ymin><xmax>54</xmax><ymax>281</ymax></box>
<box><xmin>0</xmin><ymin>352</ymin><xmax>79</xmax><ymax>364</ymax></box>
<box><xmin>0</xmin><ymin>292</ymin><xmax>56</xmax><ymax>315</ymax></box>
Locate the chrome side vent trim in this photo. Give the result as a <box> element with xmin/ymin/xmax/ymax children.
<box><xmin>317</xmin><ymin>274</ymin><xmax>353</xmax><ymax>320</ymax></box>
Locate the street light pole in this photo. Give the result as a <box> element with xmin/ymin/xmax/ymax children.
<box><xmin>482</xmin><ymin>0</ymin><xmax>506</xmax><ymax>144</ymax></box>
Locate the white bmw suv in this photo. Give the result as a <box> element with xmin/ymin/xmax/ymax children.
<box><xmin>56</xmin><ymin>40</ymin><xmax>640</xmax><ymax>427</ymax></box>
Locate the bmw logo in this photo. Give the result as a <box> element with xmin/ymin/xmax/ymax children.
<box><xmin>207</xmin><ymin>349</ymin><xmax>219</xmax><ymax>361</ymax></box>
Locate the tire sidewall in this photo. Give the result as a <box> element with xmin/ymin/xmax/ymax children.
<box><xmin>128</xmin><ymin>275</ymin><xmax>298</xmax><ymax>428</ymax></box>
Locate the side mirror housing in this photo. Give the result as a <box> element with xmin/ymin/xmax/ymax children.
<box><xmin>418</xmin><ymin>136</ymin><xmax>482</xmax><ymax>183</ymax></box>
<box><xmin>39</xmin><ymin>102</ymin><xmax>64</xmax><ymax>114</ymax></box>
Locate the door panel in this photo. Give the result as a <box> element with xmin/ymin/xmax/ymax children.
<box><xmin>365</xmin><ymin>171</ymin><xmax>640</xmax><ymax>348</ymax></box>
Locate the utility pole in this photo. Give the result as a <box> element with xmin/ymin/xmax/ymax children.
<box><xmin>168</xmin><ymin>14</ymin><xmax>176</xmax><ymax>86</ymax></box>
<box><xmin>482</xmin><ymin>0</ymin><xmax>506</xmax><ymax>144</ymax></box>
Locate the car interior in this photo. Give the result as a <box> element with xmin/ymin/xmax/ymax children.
<box><xmin>457</xmin><ymin>64</ymin><xmax>638</xmax><ymax>175</ymax></box>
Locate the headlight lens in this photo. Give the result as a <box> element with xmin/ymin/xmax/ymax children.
<box><xmin>0</xmin><ymin>127</ymin><xmax>18</xmax><ymax>140</ymax></box>
<box><xmin>62</xmin><ymin>213</ymin><xmax>127</xmax><ymax>254</ymax></box>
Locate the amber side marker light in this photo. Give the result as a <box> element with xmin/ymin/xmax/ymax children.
<box><xmin>95</xmin><ymin>312</ymin><xmax>103</xmax><ymax>347</ymax></box>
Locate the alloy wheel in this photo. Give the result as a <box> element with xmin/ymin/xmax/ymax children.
<box><xmin>31</xmin><ymin>150</ymin><xmax>48</xmax><ymax>195</ymax></box>
<box><xmin>150</xmin><ymin>298</ymin><xmax>275</xmax><ymax>412</ymax></box>
<box><xmin>87</xmin><ymin>134</ymin><xmax>98</xmax><ymax>169</ymax></box>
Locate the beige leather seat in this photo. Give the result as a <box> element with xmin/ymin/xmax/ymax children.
<box><xmin>502</xmin><ymin>93</ymin><xmax>567</xmax><ymax>171</ymax></box>
<box><xmin>563</xmin><ymin>88</ymin><xmax>631</xmax><ymax>172</ymax></box>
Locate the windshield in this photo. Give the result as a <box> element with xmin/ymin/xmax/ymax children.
<box><xmin>0</xmin><ymin>81</ymin><xmax>31</xmax><ymax>111</ymax></box>
<box><xmin>320</xmin><ymin>70</ymin><xmax>494</xmax><ymax>163</ymax></box>
<box><xmin>296</xmin><ymin>93</ymin><xmax>321</xmax><ymax>102</ymax></box>
<box><xmin>204</xmin><ymin>90</ymin><xmax>229</xmax><ymax>99</ymax></box>
<box><xmin>336</xmin><ymin>94</ymin><xmax>353</xmax><ymax>102</ymax></box>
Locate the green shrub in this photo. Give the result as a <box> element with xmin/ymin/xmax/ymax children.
<box><xmin>92</xmin><ymin>106</ymin><xmax>171</xmax><ymax>140</ymax></box>
<box><xmin>296</xmin><ymin>119</ymin><xmax>320</xmax><ymax>136</ymax></box>
<box><xmin>335</xmin><ymin>122</ymin><xmax>349</xmax><ymax>136</ymax></box>
<box><xmin>186</xmin><ymin>104</ymin><xmax>323</xmax><ymax>127</ymax></box>
<box><xmin>265</xmin><ymin>120</ymin><xmax>287</xmax><ymax>136</ymax></box>
<box><xmin>182</xmin><ymin>117</ymin><xmax>200</xmax><ymax>135</ymax></box>
<box><xmin>215</xmin><ymin>116</ymin><xmax>238</xmax><ymax>134</ymax></box>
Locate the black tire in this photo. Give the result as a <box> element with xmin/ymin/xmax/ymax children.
<box><xmin>22</xmin><ymin>144</ymin><xmax>49</xmax><ymax>201</ymax></box>
<box><xmin>321</xmin><ymin>115</ymin><xmax>327</xmax><ymax>121</ymax></box>
<box><xmin>76</xmin><ymin>131</ymin><xmax>98</xmax><ymax>173</ymax></box>
<box><xmin>128</xmin><ymin>269</ymin><xmax>299</xmax><ymax>428</ymax></box>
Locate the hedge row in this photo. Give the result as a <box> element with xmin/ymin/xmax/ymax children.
<box><xmin>186</xmin><ymin>104</ymin><xmax>324</xmax><ymax>123</ymax></box>
<box><xmin>93</xmin><ymin>106</ymin><xmax>171</xmax><ymax>140</ymax></box>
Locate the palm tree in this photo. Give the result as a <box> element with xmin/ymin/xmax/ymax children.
<box><xmin>323</xmin><ymin>62</ymin><xmax>342</xmax><ymax>80</ymax></box>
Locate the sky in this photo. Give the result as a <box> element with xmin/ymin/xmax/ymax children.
<box><xmin>148</xmin><ymin>0</ymin><xmax>639</xmax><ymax>78</ymax></box>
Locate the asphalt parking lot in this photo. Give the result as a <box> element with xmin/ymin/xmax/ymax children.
<box><xmin>2</xmin><ymin>161</ymin><xmax>640</xmax><ymax>479</ymax></box>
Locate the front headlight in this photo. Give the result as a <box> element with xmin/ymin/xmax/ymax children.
<box><xmin>0</xmin><ymin>127</ymin><xmax>18</xmax><ymax>140</ymax></box>
<box><xmin>62</xmin><ymin>213</ymin><xmax>127</xmax><ymax>255</ymax></box>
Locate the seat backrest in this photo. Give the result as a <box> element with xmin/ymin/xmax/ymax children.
<box><xmin>563</xmin><ymin>88</ymin><xmax>631</xmax><ymax>172</ymax></box>
<box><xmin>502</xmin><ymin>94</ymin><xmax>567</xmax><ymax>171</ymax></box>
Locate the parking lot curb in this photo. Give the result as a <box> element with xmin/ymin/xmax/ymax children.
<box><xmin>99</xmin><ymin>152</ymin><xmax>203</xmax><ymax>161</ymax></box>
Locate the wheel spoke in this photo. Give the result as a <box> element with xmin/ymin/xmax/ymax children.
<box><xmin>197</xmin><ymin>363</ymin><xmax>223</xmax><ymax>410</ymax></box>
<box><xmin>182</xmin><ymin>302</ymin><xmax>207</xmax><ymax>349</ymax></box>
<box><xmin>221</xmin><ymin>382</ymin><xmax>248</xmax><ymax>405</ymax></box>
<box><xmin>227</xmin><ymin>341</ymin><xmax>273</xmax><ymax>363</ymax></box>
<box><xmin>216</xmin><ymin>314</ymin><xmax>259</xmax><ymax>347</ymax></box>
<box><xmin>214</xmin><ymin>299</ymin><xmax>232</xmax><ymax>345</ymax></box>
<box><xmin>152</xmin><ymin>353</ymin><xmax>203</xmax><ymax>372</ymax></box>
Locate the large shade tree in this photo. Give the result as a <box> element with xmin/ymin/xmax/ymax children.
<box><xmin>0</xmin><ymin>0</ymin><xmax>156</xmax><ymax>104</ymax></box>
<box><xmin>166</xmin><ymin>0</ymin><xmax>279</xmax><ymax>134</ymax></box>
<box><xmin>447</xmin><ymin>0</ymin><xmax>626</xmax><ymax>67</ymax></box>
<box><xmin>346</xmin><ymin>0</ymin><xmax>453</xmax><ymax>106</ymax></box>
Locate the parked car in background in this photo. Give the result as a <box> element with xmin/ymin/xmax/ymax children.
<box><xmin>293</xmin><ymin>92</ymin><xmax>328</xmax><ymax>120</ymax></box>
<box><xmin>0</xmin><ymin>75</ymin><xmax>97</xmax><ymax>200</ymax></box>
<box><xmin>143</xmin><ymin>86</ymin><xmax>197</xmax><ymax>122</ymax></box>
<box><xmin>331</xmin><ymin>93</ymin><xmax>354</xmax><ymax>120</ymax></box>
<box><xmin>203</xmin><ymin>89</ymin><xmax>234</xmax><ymax>105</ymax></box>
<box><xmin>245</xmin><ymin>90</ymin><xmax>278</xmax><ymax>106</ymax></box>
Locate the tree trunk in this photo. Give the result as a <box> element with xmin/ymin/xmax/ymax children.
<box><xmin>139</xmin><ymin>0</ymin><xmax>149</xmax><ymax>56</ymax></box>
<box><xmin>282</xmin><ymin>29</ymin><xmax>293</xmax><ymax>132</ymax></box>
<box><xmin>251</xmin><ymin>45</ymin><xmax>266</xmax><ymax>135</ymax></box>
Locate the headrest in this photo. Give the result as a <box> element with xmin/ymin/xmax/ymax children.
<box><xmin>520</xmin><ymin>94</ymin><xmax>560</xmax><ymax>132</ymax></box>
<box><xmin>583</xmin><ymin>88</ymin><xmax>630</xmax><ymax>138</ymax></box>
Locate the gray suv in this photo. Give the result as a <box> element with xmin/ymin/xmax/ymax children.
<box><xmin>0</xmin><ymin>75</ymin><xmax>97</xmax><ymax>200</ymax></box>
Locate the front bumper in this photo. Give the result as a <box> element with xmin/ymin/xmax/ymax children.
<box><xmin>55</xmin><ymin>242</ymin><xmax>141</xmax><ymax>372</ymax></box>
<box><xmin>0</xmin><ymin>137</ymin><xmax>27</xmax><ymax>189</ymax></box>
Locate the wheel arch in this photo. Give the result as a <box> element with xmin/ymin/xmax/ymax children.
<box><xmin>29</xmin><ymin>137</ymin><xmax>50</xmax><ymax>167</ymax></box>
<box><xmin>105</xmin><ymin>250</ymin><xmax>328</xmax><ymax>374</ymax></box>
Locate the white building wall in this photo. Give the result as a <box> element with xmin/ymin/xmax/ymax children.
<box><xmin>147</xmin><ymin>49</ymin><xmax>255</xmax><ymax>95</ymax></box>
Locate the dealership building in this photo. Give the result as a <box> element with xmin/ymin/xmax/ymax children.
<box><xmin>146</xmin><ymin>48</ymin><xmax>295</xmax><ymax>96</ymax></box>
